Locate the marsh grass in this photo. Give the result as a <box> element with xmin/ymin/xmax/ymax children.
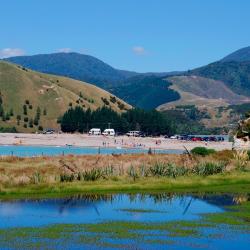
<box><xmin>0</xmin><ymin>151</ymin><xmax>250</xmax><ymax>195</ymax></box>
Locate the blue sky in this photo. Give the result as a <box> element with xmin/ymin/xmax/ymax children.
<box><xmin>1</xmin><ymin>0</ymin><xmax>250</xmax><ymax>72</ymax></box>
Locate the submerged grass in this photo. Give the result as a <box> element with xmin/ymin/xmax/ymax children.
<box><xmin>1</xmin><ymin>192</ymin><xmax>250</xmax><ymax>249</ymax></box>
<box><xmin>1</xmin><ymin>206</ymin><xmax>249</xmax><ymax>250</ymax></box>
<box><xmin>117</xmin><ymin>208</ymin><xmax>168</xmax><ymax>214</ymax></box>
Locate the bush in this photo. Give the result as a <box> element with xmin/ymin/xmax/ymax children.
<box><xmin>0</xmin><ymin>127</ymin><xmax>17</xmax><ymax>133</ymax></box>
<box><xmin>191</xmin><ymin>147</ymin><xmax>216</xmax><ymax>156</ymax></box>
<box><xmin>194</xmin><ymin>162</ymin><xmax>226</xmax><ymax>176</ymax></box>
<box><xmin>38</xmin><ymin>126</ymin><xmax>43</xmax><ymax>131</ymax></box>
<box><xmin>149</xmin><ymin>162</ymin><xmax>188</xmax><ymax>178</ymax></box>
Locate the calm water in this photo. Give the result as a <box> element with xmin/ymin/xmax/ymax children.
<box><xmin>0</xmin><ymin>145</ymin><xmax>183</xmax><ymax>157</ymax></box>
<box><xmin>0</xmin><ymin>193</ymin><xmax>249</xmax><ymax>249</ymax></box>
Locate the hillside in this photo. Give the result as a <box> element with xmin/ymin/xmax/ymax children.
<box><xmin>188</xmin><ymin>61</ymin><xmax>250</xmax><ymax>96</ymax></box>
<box><xmin>0</xmin><ymin>61</ymin><xmax>130</xmax><ymax>132</ymax></box>
<box><xmin>221</xmin><ymin>46</ymin><xmax>250</xmax><ymax>62</ymax></box>
<box><xmin>157</xmin><ymin>75</ymin><xmax>250</xmax><ymax>129</ymax></box>
<box><xmin>110</xmin><ymin>75</ymin><xmax>180</xmax><ymax>110</ymax></box>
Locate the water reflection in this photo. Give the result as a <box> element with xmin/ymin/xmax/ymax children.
<box><xmin>1</xmin><ymin>192</ymin><xmax>247</xmax><ymax>229</ymax></box>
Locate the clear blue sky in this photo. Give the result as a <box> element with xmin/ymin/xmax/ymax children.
<box><xmin>1</xmin><ymin>0</ymin><xmax>250</xmax><ymax>72</ymax></box>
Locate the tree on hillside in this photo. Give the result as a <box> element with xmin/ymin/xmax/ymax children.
<box><xmin>16</xmin><ymin>115</ymin><xmax>21</xmax><ymax>125</ymax></box>
<box><xmin>23</xmin><ymin>105</ymin><xmax>27</xmax><ymax>115</ymax></box>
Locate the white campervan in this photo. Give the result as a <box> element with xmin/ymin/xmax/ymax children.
<box><xmin>126</xmin><ymin>131</ymin><xmax>140</xmax><ymax>137</ymax></box>
<box><xmin>102</xmin><ymin>129</ymin><xmax>115</xmax><ymax>136</ymax></box>
<box><xmin>89</xmin><ymin>128</ymin><xmax>101</xmax><ymax>135</ymax></box>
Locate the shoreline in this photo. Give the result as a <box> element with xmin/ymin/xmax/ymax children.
<box><xmin>0</xmin><ymin>133</ymin><xmax>232</xmax><ymax>152</ymax></box>
<box><xmin>0</xmin><ymin>150</ymin><xmax>247</xmax><ymax>199</ymax></box>
<box><xmin>1</xmin><ymin>173</ymin><xmax>250</xmax><ymax>200</ymax></box>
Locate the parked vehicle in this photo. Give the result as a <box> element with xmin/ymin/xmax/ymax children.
<box><xmin>170</xmin><ymin>135</ymin><xmax>178</xmax><ymax>139</ymax></box>
<box><xmin>43</xmin><ymin>129</ymin><xmax>55</xmax><ymax>134</ymax></box>
<box><xmin>89</xmin><ymin>128</ymin><xmax>101</xmax><ymax>135</ymax></box>
<box><xmin>192</xmin><ymin>137</ymin><xmax>202</xmax><ymax>141</ymax></box>
<box><xmin>126</xmin><ymin>131</ymin><xmax>141</xmax><ymax>137</ymax></box>
<box><xmin>102</xmin><ymin>129</ymin><xmax>115</xmax><ymax>136</ymax></box>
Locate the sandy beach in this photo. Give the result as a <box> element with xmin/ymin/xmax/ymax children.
<box><xmin>0</xmin><ymin>133</ymin><xmax>232</xmax><ymax>151</ymax></box>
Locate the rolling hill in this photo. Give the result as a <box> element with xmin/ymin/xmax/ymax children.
<box><xmin>3</xmin><ymin>52</ymin><xmax>180</xmax><ymax>109</ymax></box>
<box><xmin>0</xmin><ymin>61</ymin><xmax>130</xmax><ymax>132</ymax></box>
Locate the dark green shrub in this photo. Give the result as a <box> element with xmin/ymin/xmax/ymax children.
<box><xmin>38</xmin><ymin>126</ymin><xmax>43</xmax><ymax>131</ymax></box>
<box><xmin>23</xmin><ymin>105</ymin><xmax>27</xmax><ymax>115</ymax></box>
<box><xmin>191</xmin><ymin>147</ymin><xmax>216</xmax><ymax>156</ymax></box>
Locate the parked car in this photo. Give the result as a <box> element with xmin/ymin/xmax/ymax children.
<box><xmin>89</xmin><ymin>128</ymin><xmax>101</xmax><ymax>135</ymax></box>
<box><xmin>102</xmin><ymin>129</ymin><xmax>115</xmax><ymax>136</ymax></box>
<box><xmin>192</xmin><ymin>137</ymin><xmax>202</xmax><ymax>141</ymax></box>
<box><xmin>43</xmin><ymin>129</ymin><xmax>55</xmax><ymax>134</ymax></box>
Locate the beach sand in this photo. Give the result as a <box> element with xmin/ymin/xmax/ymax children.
<box><xmin>0</xmin><ymin>133</ymin><xmax>232</xmax><ymax>151</ymax></box>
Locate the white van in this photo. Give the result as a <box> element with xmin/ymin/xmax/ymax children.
<box><xmin>89</xmin><ymin>128</ymin><xmax>101</xmax><ymax>135</ymax></box>
<box><xmin>126</xmin><ymin>131</ymin><xmax>140</xmax><ymax>137</ymax></box>
<box><xmin>102</xmin><ymin>129</ymin><xmax>115</xmax><ymax>136</ymax></box>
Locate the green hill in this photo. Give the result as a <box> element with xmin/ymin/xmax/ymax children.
<box><xmin>110</xmin><ymin>75</ymin><xmax>180</xmax><ymax>110</ymax></box>
<box><xmin>0</xmin><ymin>61</ymin><xmax>130</xmax><ymax>132</ymax></box>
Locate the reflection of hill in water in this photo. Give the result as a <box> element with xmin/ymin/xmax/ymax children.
<box><xmin>6</xmin><ymin>193</ymin><xmax>249</xmax><ymax>215</ymax></box>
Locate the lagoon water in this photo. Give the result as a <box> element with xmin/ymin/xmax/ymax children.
<box><xmin>0</xmin><ymin>145</ymin><xmax>183</xmax><ymax>157</ymax></box>
<box><xmin>0</xmin><ymin>193</ymin><xmax>249</xmax><ymax>249</ymax></box>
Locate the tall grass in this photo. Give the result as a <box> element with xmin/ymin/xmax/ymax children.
<box><xmin>234</xmin><ymin>150</ymin><xmax>249</xmax><ymax>171</ymax></box>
